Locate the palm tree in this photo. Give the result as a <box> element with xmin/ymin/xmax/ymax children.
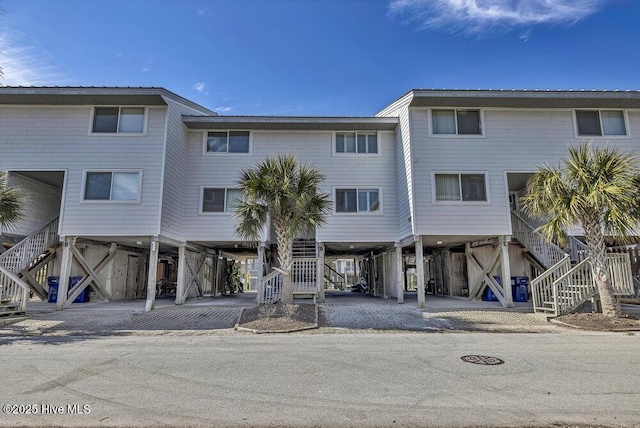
<box><xmin>234</xmin><ymin>155</ymin><xmax>332</xmax><ymax>304</ymax></box>
<box><xmin>0</xmin><ymin>172</ymin><xmax>24</xmax><ymax>230</ymax></box>
<box><xmin>521</xmin><ymin>144</ymin><xmax>640</xmax><ymax>318</ymax></box>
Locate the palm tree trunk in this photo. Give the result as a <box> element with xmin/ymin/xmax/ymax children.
<box><xmin>275</xmin><ymin>219</ymin><xmax>294</xmax><ymax>304</ymax></box>
<box><xmin>583</xmin><ymin>218</ymin><xmax>621</xmax><ymax>317</ymax></box>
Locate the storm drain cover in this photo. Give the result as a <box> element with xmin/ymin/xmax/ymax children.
<box><xmin>461</xmin><ymin>355</ymin><xmax>504</xmax><ymax>365</ymax></box>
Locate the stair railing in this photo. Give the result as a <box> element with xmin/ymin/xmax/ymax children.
<box><xmin>511</xmin><ymin>211</ymin><xmax>565</xmax><ymax>269</ymax></box>
<box><xmin>324</xmin><ymin>263</ymin><xmax>347</xmax><ymax>290</ymax></box>
<box><xmin>0</xmin><ymin>217</ymin><xmax>59</xmax><ymax>311</ymax></box>
<box><xmin>530</xmin><ymin>255</ymin><xmax>571</xmax><ymax>313</ymax></box>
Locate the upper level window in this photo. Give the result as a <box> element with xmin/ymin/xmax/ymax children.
<box><xmin>335</xmin><ymin>188</ymin><xmax>380</xmax><ymax>213</ymax></box>
<box><xmin>202</xmin><ymin>188</ymin><xmax>242</xmax><ymax>213</ymax></box>
<box><xmin>206</xmin><ymin>131</ymin><xmax>250</xmax><ymax>153</ymax></box>
<box><xmin>92</xmin><ymin>107</ymin><xmax>145</xmax><ymax>133</ymax></box>
<box><xmin>335</xmin><ymin>132</ymin><xmax>378</xmax><ymax>154</ymax></box>
<box><xmin>435</xmin><ymin>173</ymin><xmax>487</xmax><ymax>202</ymax></box>
<box><xmin>432</xmin><ymin>109</ymin><xmax>481</xmax><ymax>135</ymax></box>
<box><xmin>84</xmin><ymin>171</ymin><xmax>141</xmax><ymax>201</ymax></box>
<box><xmin>576</xmin><ymin>110</ymin><xmax>627</xmax><ymax>136</ymax></box>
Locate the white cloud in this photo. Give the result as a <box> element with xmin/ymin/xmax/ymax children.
<box><xmin>193</xmin><ymin>82</ymin><xmax>206</xmax><ymax>92</ymax></box>
<box><xmin>141</xmin><ymin>67</ymin><xmax>150</xmax><ymax>72</ymax></box>
<box><xmin>215</xmin><ymin>106</ymin><xmax>233</xmax><ymax>113</ymax></box>
<box><xmin>197</xmin><ymin>8</ymin><xmax>209</xmax><ymax>16</ymax></box>
<box><xmin>519</xmin><ymin>29</ymin><xmax>532</xmax><ymax>41</ymax></box>
<box><xmin>388</xmin><ymin>0</ymin><xmax>604</xmax><ymax>34</ymax></box>
<box><xmin>0</xmin><ymin>31</ymin><xmax>66</xmax><ymax>85</ymax></box>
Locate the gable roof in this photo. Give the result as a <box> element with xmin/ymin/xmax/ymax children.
<box><xmin>0</xmin><ymin>86</ymin><xmax>215</xmax><ymax>114</ymax></box>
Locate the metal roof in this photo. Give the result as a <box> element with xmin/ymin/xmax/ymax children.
<box><xmin>0</xmin><ymin>86</ymin><xmax>215</xmax><ymax>114</ymax></box>
<box><xmin>182</xmin><ymin>115</ymin><xmax>399</xmax><ymax>131</ymax></box>
<box><xmin>408</xmin><ymin>89</ymin><xmax>640</xmax><ymax>109</ymax></box>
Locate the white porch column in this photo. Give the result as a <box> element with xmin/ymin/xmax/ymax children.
<box><xmin>175</xmin><ymin>244</ymin><xmax>187</xmax><ymax>305</ymax></box>
<box><xmin>56</xmin><ymin>236</ymin><xmax>75</xmax><ymax>311</ymax></box>
<box><xmin>500</xmin><ymin>235</ymin><xmax>514</xmax><ymax>308</ymax></box>
<box><xmin>145</xmin><ymin>237</ymin><xmax>159</xmax><ymax>312</ymax></box>
<box><xmin>416</xmin><ymin>237</ymin><xmax>426</xmax><ymax>309</ymax></box>
<box><xmin>316</xmin><ymin>242</ymin><xmax>325</xmax><ymax>303</ymax></box>
<box><xmin>256</xmin><ymin>243</ymin><xmax>265</xmax><ymax>304</ymax></box>
<box><xmin>395</xmin><ymin>245</ymin><xmax>404</xmax><ymax>304</ymax></box>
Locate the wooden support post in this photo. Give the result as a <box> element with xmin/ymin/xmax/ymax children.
<box><xmin>500</xmin><ymin>235</ymin><xmax>514</xmax><ymax>308</ymax></box>
<box><xmin>105</xmin><ymin>243</ymin><xmax>117</xmax><ymax>297</ymax></box>
<box><xmin>416</xmin><ymin>237</ymin><xmax>426</xmax><ymax>309</ymax></box>
<box><xmin>256</xmin><ymin>243</ymin><xmax>265</xmax><ymax>304</ymax></box>
<box><xmin>395</xmin><ymin>245</ymin><xmax>404</xmax><ymax>304</ymax></box>
<box><xmin>316</xmin><ymin>242</ymin><xmax>325</xmax><ymax>303</ymax></box>
<box><xmin>145</xmin><ymin>237</ymin><xmax>159</xmax><ymax>312</ymax></box>
<box><xmin>56</xmin><ymin>237</ymin><xmax>75</xmax><ymax>311</ymax></box>
<box><xmin>176</xmin><ymin>244</ymin><xmax>187</xmax><ymax>305</ymax></box>
<box><xmin>66</xmin><ymin>245</ymin><xmax>112</xmax><ymax>305</ymax></box>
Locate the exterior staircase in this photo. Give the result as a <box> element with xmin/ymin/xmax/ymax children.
<box><xmin>511</xmin><ymin>211</ymin><xmax>634</xmax><ymax>316</ymax></box>
<box><xmin>0</xmin><ymin>217</ymin><xmax>60</xmax><ymax>316</ymax></box>
<box><xmin>323</xmin><ymin>262</ymin><xmax>348</xmax><ymax>290</ymax></box>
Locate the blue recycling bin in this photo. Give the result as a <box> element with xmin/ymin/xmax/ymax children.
<box><xmin>47</xmin><ymin>276</ymin><xmax>90</xmax><ymax>303</ymax></box>
<box><xmin>482</xmin><ymin>276</ymin><xmax>501</xmax><ymax>301</ymax></box>
<box><xmin>511</xmin><ymin>276</ymin><xmax>529</xmax><ymax>302</ymax></box>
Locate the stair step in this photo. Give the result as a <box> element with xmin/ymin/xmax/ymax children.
<box><xmin>0</xmin><ymin>304</ymin><xmax>25</xmax><ymax>318</ymax></box>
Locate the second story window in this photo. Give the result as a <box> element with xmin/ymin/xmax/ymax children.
<box><xmin>576</xmin><ymin>110</ymin><xmax>627</xmax><ymax>136</ymax></box>
<box><xmin>432</xmin><ymin>109</ymin><xmax>482</xmax><ymax>135</ymax></box>
<box><xmin>206</xmin><ymin>131</ymin><xmax>250</xmax><ymax>153</ymax></box>
<box><xmin>435</xmin><ymin>173</ymin><xmax>487</xmax><ymax>202</ymax></box>
<box><xmin>335</xmin><ymin>132</ymin><xmax>378</xmax><ymax>154</ymax></box>
<box><xmin>202</xmin><ymin>188</ymin><xmax>242</xmax><ymax>213</ymax></box>
<box><xmin>84</xmin><ymin>171</ymin><xmax>141</xmax><ymax>202</ymax></box>
<box><xmin>92</xmin><ymin>107</ymin><xmax>145</xmax><ymax>133</ymax></box>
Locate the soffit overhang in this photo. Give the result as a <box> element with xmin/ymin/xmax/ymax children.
<box><xmin>0</xmin><ymin>87</ymin><xmax>215</xmax><ymax>114</ymax></box>
<box><xmin>182</xmin><ymin>116</ymin><xmax>399</xmax><ymax>131</ymax></box>
<box><xmin>408</xmin><ymin>90</ymin><xmax>640</xmax><ymax>109</ymax></box>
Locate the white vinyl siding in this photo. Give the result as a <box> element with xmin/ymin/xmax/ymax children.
<box><xmin>182</xmin><ymin>130</ymin><xmax>397</xmax><ymax>243</ymax></box>
<box><xmin>91</xmin><ymin>107</ymin><xmax>145</xmax><ymax>134</ymax></box>
<box><xmin>160</xmin><ymin>101</ymin><xmax>211</xmax><ymax>240</ymax></box>
<box><xmin>575</xmin><ymin>110</ymin><xmax>627</xmax><ymax>136</ymax></box>
<box><xmin>0</xmin><ymin>106</ymin><xmax>167</xmax><ymax>236</ymax></box>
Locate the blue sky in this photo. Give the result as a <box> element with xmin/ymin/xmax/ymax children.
<box><xmin>1</xmin><ymin>0</ymin><xmax>638</xmax><ymax>116</ymax></box>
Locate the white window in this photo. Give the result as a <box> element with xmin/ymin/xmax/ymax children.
<box><xmin>575</xmin><ymin>110</ymin><xmax>627</xmax><ymax>136</ymax></box>
<box><xmin>431</xmin><ymin>109</ymin><xmax>482</xmax><ymax>135</ymax></box>
<box><xmin>335</xmin><ymin>132</ymin><xmax>378</xmax><ymax>154</ymax></box>
<box><xmin>92</xmin><ymin>107</ymin><xmax>145</xmax><ymax>133</ymax></box>
<box><xmin>335</xmin><ymin>188</ymin><xmax>380</xmax><ymax>213</ymax></box>
<box><xmin>206</xmin><ymin>131</ymin><xmax>250</xmax><ymax>153</ymax></box>
<box><xmin>202</xmin><ymin>188</ymin><xmax>242</xmax><ymax>213</ymax></box>
<box><xmin>434</xmin><ymin>173</ymin><xmax>487</xmax><ymax>202</ymax></box>
<box><xmin>83</xmin><ymin>171</ymin><xmax>141</xmax><ymax>201</ymax></box>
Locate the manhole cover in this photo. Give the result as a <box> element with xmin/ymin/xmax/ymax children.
<box><xmin>461</xmin><ymin>355</ymin><xmax>504</xmax><ymax>365</ymax></box>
